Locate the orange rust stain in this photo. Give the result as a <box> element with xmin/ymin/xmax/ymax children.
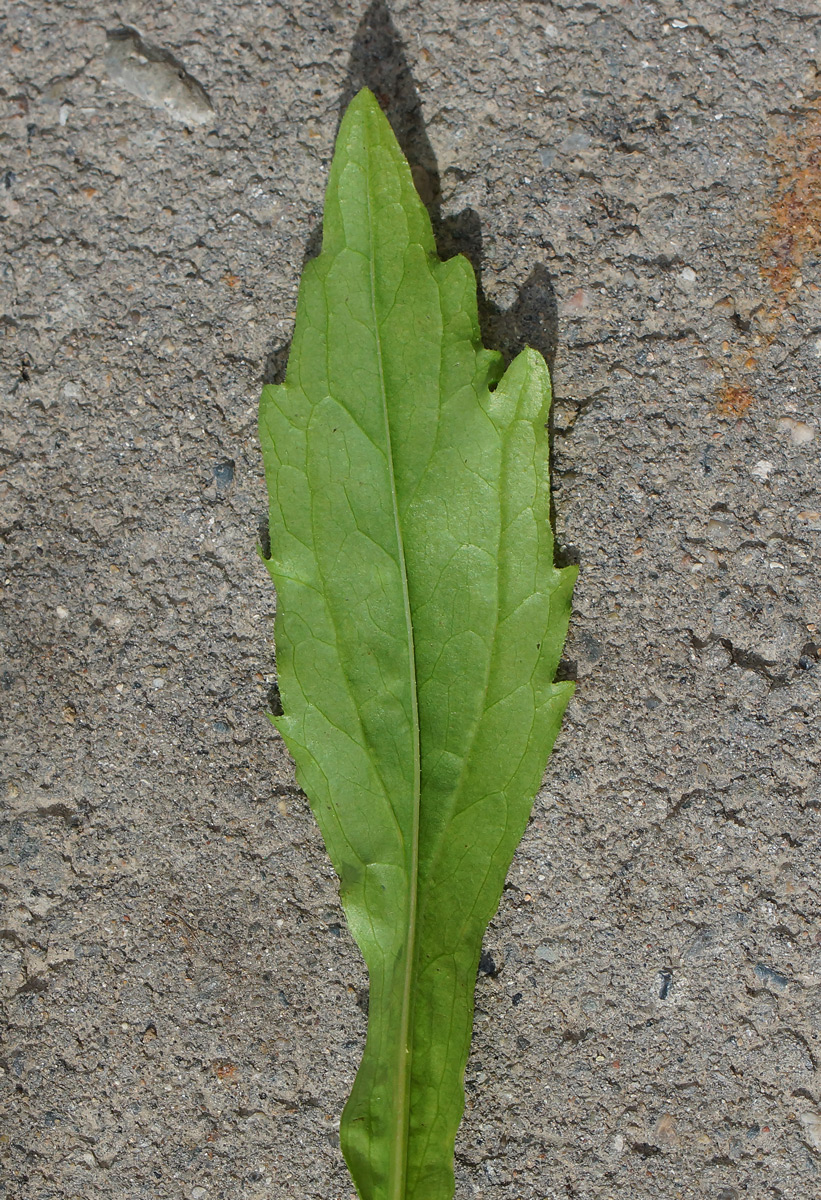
<box><xmin>716</xmin><ymin>102</ymin><xmax>821</xmax><ymax>417</ymax></box>
<box><xmin>81</xmin><ymin>187</ymin><xmax>98</xmax><ymax>199</ymax></box>
<box><xmin>717</xmin><ymin>384</ymin><xmax>756</xmax><ymax>418</ymax></box>
<box><xmin>222</xmin><ymin>272</ymin><xmax>240</xmax><ymax>288</ymax></box>
<box><xmin>760</xmin><ymin>142</ymin><xmax>821</xmax><ymax>299</ymax></box>
<box><xmin>214</xmin><ymin>1061</ymin><xmax>238</xmax><ymax>1080</ymax></box>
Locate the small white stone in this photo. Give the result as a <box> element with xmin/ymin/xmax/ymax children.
<box><xmin>777</xmin><ymin>417</ymin><xmax>815</xmax><ymax>445</ymax></box>
<box><xmin>751</xmin><ymin>460</ymin><xmax>774</xmax><ymax>481</ymax></box>
<box><xmin>55</xmin><ymin>606</ymin><xmax>69</xmax><ymax>620</ymax></box>
<box><xmin>799</xmin><ymin>1111</ymin><xmax>821</xmax><ymax>1151</ymax></box>
<box><xmin>152</xmin><ymin>677</ymin><xmax>165</xmax><ymax>689</ymax></box>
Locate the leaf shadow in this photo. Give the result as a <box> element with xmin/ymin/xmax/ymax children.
<box><xmin>262</xmin><ymin>0</ymin><xmax>574</xmax><ymax>566</ymax></box>
<box><xmin>264</xmin><ymin>0</ymin><xmax>558</xmax><ymax>380</ymax></box>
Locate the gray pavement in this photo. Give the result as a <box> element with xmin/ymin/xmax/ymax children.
<box><xmin>1</xmin><ymin>3</ymin><xmax>819</xmax><ymax>1198</ymax></box>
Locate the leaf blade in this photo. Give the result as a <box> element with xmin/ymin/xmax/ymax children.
<box><xmin>259</xmin><ymin>88</ymin><xmax>575</xmax><ymax>1200</ymax></box>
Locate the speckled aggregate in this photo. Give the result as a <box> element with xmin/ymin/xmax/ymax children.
<box><xmin>1</xmin><ymin>3</ymin><xmax>819</xmax><ymax>1199</ymax></box>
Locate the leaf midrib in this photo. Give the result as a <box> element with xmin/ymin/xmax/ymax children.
<box><xmin>363</xmin><ymin>135</ymin><xmax>421</xmax><ymax>1200</ymax></box>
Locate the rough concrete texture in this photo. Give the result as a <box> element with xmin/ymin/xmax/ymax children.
<box><xmin>1</xmin><ymin>2</ymin><xmax>819</xmax><ymax>1198</ymax></box>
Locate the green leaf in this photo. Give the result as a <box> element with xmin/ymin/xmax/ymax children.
<box><xmin>259</xmin><ymin>88</ymin><xmax>576</xmax><ymax>1200</ymax></box>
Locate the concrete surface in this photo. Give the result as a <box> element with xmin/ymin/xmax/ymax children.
<box><xmin>1</xmin><ymin>2</ymin><xmax>819</xmax><ymax>1199</ymax></box>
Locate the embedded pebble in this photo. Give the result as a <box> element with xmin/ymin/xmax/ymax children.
<box><xmin>777</xmin><ymin>416</ymin><xmax>815</xmax><ymax>445</ymax></box>
<box><xmin>104</xmin><ymin>26</ymin><xmax>214</xmax><ymax>126</ymax></box>
<box><xmin>751</xmin><ymin>459</ymin><xmax>774</xmax><ymax>481</ymax></box>
<box><xmin>214</xmin><ymin>459</ymin><xmax>235</xmax><ymax>489</ymax></box>
<box><xmin>536</xmin><ymin>944</ymin><xmax>560</xmax><ymax>962</ymax></box>
<box><xmin>799</xmin><ymin>1112</ymin><xmax>821</xmax><ymax>1151</ymax></box>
